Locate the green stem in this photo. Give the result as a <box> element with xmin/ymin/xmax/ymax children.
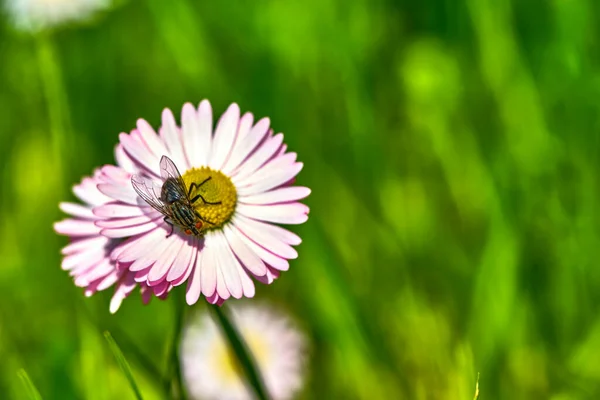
<box><xmin>167</xmin><ymin>290</ymin><xmax>187</xmax><ymax>400</ymax></box>
<box><xmin>209</xmin><ymin>304</ymin><xmax>270</xmax><ymax>400</ymax></box>
<box><xmin>35</xmin><ymin>33</ymin><xmax>70</xmax><ymax>182</ymax></box>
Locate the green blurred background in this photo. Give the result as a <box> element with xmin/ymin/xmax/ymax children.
<box><xmin>2</xmin><ymin>0</ymin><xmax>600</xmax><ymax>398</ymax></box>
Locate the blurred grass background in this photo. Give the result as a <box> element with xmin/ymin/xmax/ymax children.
<box><xmin>1</xmin><ymin>0</ymin><xmax>600</xmax><ymax>398</ymax></box>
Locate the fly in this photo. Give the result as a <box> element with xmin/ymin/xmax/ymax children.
<box><xmin>131</xmin><ymin>155</ymin><xmax>221</xmax><ymax>237</ymax></box>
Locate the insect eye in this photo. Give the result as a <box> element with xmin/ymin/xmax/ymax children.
<box><xmin>195</xmin><ymin>221</ymin><xmax>202</xmax><ymax>229</ymax></box>
<box><xmin>185</xmin><ymin>229</ymin><xmax>192</xmax><ymax>235</ymax></box>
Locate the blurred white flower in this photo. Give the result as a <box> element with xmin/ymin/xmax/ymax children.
<box><xmin>4</xmin><ymin>0</ymin><xmax>109</xmax><ymax>31</ymax></box>
<box><xmin>181</xmin><ymin>304</ymin><xmax>307</xmax><ymax>400</ymax></box>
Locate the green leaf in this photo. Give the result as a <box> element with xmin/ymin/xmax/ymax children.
<box><xmin>17</xmin><ymin>369</ymin><xmax>42</xmax><ymax>400</ymax></box>
<box><xmin>209</xmin><ymin>304</ymin><xmax>270</xmax><ymax>400</ymax></box>
<box><xmin>104</xmin><ymin>331</ymin><xmax>144</xmax><ymax>400</ymax></box>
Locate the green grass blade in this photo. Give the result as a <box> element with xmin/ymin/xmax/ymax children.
<box><xmin>209</xmin><ymin>304</ymin><xmax>270</xmax><ymax>400</ymax></box>
<box><xmin>17</xmin><ymin>369</ymin><xmax>42</xmax><ymax>400</ymax></box>
<box><xmin>104</xmin><ymin>331</ymin><xmax>144</xmax><ymax>400</ymax></box>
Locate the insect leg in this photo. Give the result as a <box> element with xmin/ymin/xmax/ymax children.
<box><xmin>164</xmin><ymin>216</ymin><xmax>175</xmax><ymax>238</ymax></box>
<box><xmin>188</xmin><ymin>177</ymin><xmax>213</xmax><ymax>197</ymax></box>
<box><xmin>190</xmin><ymin>193</ymin><xmax>222</xmax><ymax>205</ymax></box>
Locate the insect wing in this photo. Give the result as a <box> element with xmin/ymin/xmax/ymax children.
<box><xmin>131</xmin><ymin>174</ymin><xmax>169</xmax><ymax>215</ymax></box>
<box><xmin>159</xmin><ymin>155</ymin><xmax>189</xmax><ymax>199</ymax></box>
<box><xmin>160</xmin><ymin>155</ymin><xmax>185</xmax><ymax>182</ymax></box>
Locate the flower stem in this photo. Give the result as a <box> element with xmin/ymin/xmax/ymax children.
<box><xmin>209</xmin><ymin>304</ymin><xmax>270</xmax><ymax>400</ymax></box>
<box><xmin>167</xmin><ymin>289</ymin><xmax>187</xmax><ymax>400</ymax></box>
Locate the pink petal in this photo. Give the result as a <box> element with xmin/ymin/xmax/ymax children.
<box><xmin>61</xmin><ymin>236</ymin><xmax>110</xmax><ymax>255</ymax></box>
<box><xmin>94</xmin><ymin>268</ymin><xmax>120</xmax><ymax>291</ymax></box>
<box><xmin>100</xmin><ymin>220</ymin><xmax>161</xmax><ymax>238</ymax></box>
<box><xmin>100</xmin><ymin>164</ymin><xmax>131</xmax><ymax>181</ymax></box>
<box><xmin>182</xmin><ymin>101</ymin><xmax>213</xmax><ymax>168</ymax></box>
<box><xmin>236</xmin><ymin>203</ymin><xmax>309</xmax><ymax>224</ymax></box>
<box><xmin>96</xmin><ymin>183</ymin><xmax>140</xmax><ymax>205</ymax></box>
<box><xmin>115</xmin><ymin>144</ymin><xmax>138</xmax><ymax>174</ymax></box>
<box><xmin>73</xmin><ymin>177</ymin><xmax>109</xmax><ymax>206</ymax></box>
<box><xmin>62</xmin><ymin>248</ymin><xmax>105</xmax><ymax>271</ymax></box>
<box><xmin>160</xmin><ymin>108</ymin><xmax>189</xmax><ymax>170</ymax></box>
<box><xmin>239</xmin><ymin>186</ymin><xmax>311</xmax><ymax>205</ymax></box>
<box><xmin>116</xmin><ymin>227</ymin><xmax>169</xmax><ymax>262</ymax></box>
<box><xmin>237</xmin><ymin>159</ymin><xmax>300</xmax><ymax>195</ymax></box>
<box><xmin>213</xmin><ymin>231</ymin><xmax>243</xmax><ymax>299</ymax></box>
<box><xmin>222</xmin><ymin>116</ymin><xmax>270</xmax><ymax>175</ymax></box>
<box><xmin>223</xmin><ymin>224</ymin><xmax>267</xmax><ymax>277</ymax></box>
<box><xmin>109</xmin><ymin>273</ymin><xmax>136</xmax><ymax>314</ymax></box>
<box><xmin>152</xmin><ymin>280</ymin><xmax>170</xmax><ymax>297</ymax></box>
<box><xmin>172</xmin><ymin>245</ymin><xmax>196</xmax><ymax>286</ymax></box>
<box><xmin>147</xmin><ymin>238</ymin><xmax>185</xmax><ymax>284</ymax></box>
<box><xmin>130</xmin><ymin>257</ymin><xmax>155</xmax><ymax>273</ymax></box>
<box><xmin>119</xmin><ymin>132</ymin><xmax>161</xmax><ymax>177</ymax></box>
<box><xmin>209</xmin><ymin>103</ymin><xmax>240</xmax><ymax>171</ymax></box>
<box><xmin>232</xmin><ymin>216</ymin><xmax>298</xmax><ymax>259</ymax></box>
<box><xmin>234</xmin><ymin>227</ymin><xmax>290</xmax><ymax>271</ymax></box>
<box><xmin>236</xmin><ymin>154</ymin><xmax>301</xmax><ymax>194</ymax></box>
<box><xmin>167</xmin><ymin>235</ymin><xmax>197</xmax><ymax>283</ymax></box>
<box><xmin>55</xmin><ymin>219</ymin><xmax>100</xmax><ymax>236</ymax></box>
<box><xmin>200</xmin><ymin>234</ymin><xmax>217</xmax><ymax>297</ymax></box>
<box><xmin>59</xmin><ymin>202</ymin><xmax>96</xmax><ymax>219</ymax></box>
<box><xmin>185</xmin><ymin>250</ymin><xmax>203</xmax><ymax>305</ymax></box>
<box><xmin>93</xmin><ymin>203</ymin><xmax>154</xmax><ymax>218</ymax></box>
<box><xmin>238</xmin><ymin>267</ymin><xmax>255</xmax><ymax>297</ymax></box>
<box><xmin>95</xmin><ymin>214</ymin><xmax>159</xmax><ymax>229</ymax></box>
<box><xmin>231</xmin><ymin>133</ymin><xmax>284</xmax><ymax>184</ymax></box>
<box><xmin>221</xmin><ymin>112</ymin><xmax>254</xmax><ymax>174</ymax></box>
<box><xmin>215</xmin><ymin>266</ymin><xmax>230</xmax><ymax>300</ymax></box>
<box><xmin>136</xmin><ymin>119</ymin><xmax>169</xmax><ymax>160</ymax></box>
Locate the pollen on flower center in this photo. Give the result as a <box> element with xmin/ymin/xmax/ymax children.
<box><xmin>182</xmin><ymin>167</ymin><xmax>237</xmax><ymax>231</ymax></box>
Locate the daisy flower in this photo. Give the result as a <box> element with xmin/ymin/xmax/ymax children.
<box><xmin>95</xmin><ymin>100</ymin><xmax>310</xmax><ymax>306</ymax></box>
<box><xmin>4</xmin><ymin>0</ymin><xmax>109</xmax><ymax>31</ymax></box>
<box><xmin>181</xmin><ymin>304</ymin><xmax>307</xmax><ymax>400</ymax></box>
<box><xmin>53</xmin><ymin>169</ymin><xmax>149</xmax><ymax>313</ymax></box>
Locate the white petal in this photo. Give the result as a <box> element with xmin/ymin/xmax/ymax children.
<box><xmin>100</xmin><ymin>220</ymin><xmax>161</xmax><ymax>238</ymax></box>
<box><xmin>221</xmin><ymin>112</ymin><xmax>254</xmax><ymax>174</ymax></box>
<box><xmin>182</xmin><ymin>101</ymin><xmax>213</xmax><ymax>168</ymax></box>
<box><xmin>234</xmin><ymin>227</ymin><xmax>290</xmax><ymax>271</ymax></box>
<box><xmin>200</xmin><ymin>233</ymin><xmax>217</xmax><ymax>297</ymax></box>
<box><xmin>230</xmin><ymin>133</ymin><xmax>284</xmax><ymax>185</ymax></box>
<box><xmin>237</xmin><ymin>162</ymin><xmax>304</xmax><ymax>196</ymax></box>
<box><xmin>54</xmin><ymin>219</ymin><xmax>100</xmax><ymax>236</ymax></box>
<box><xmin>208</xmin><ymin>103</ymin><xmax>240</xmax><ymax>171</ymax></box>
<box><xmin>136</xmin><ymin>119</ymin><xmax>169</xmax><ymax>160</ymax></box>
<box><xmin>185</xmin><ymin>250</ymin><xmax>202</xmax><ymax>305</ymax></box>
<box><xmin>59</xmin><ymin>202</ymin><xmax>95</xmax><ymax>219</ymax></box>
<box><xmin>115</xmin><ymin>144</ymin><xmax>138</xmax><ymax>174</ymax></box>
<box><xmin>236</xmin><ymin>203</ymin><xmax>309</xmax><ymax>224</ymax></box>
<box><xmin>223</xmin><ymin>224</ymin><xmax>267</xmax><ymax>277</ymax></box>
<box><xmin>213</xmin><ymin>230</ymin><xmax>243</xmax><ymax>299</ymax></box>
<box><xmin>232</xmin><ymin>216</ymin><xmax>298</xmax><ymax>259</ymax></box>
<box><xmin>167</xmin><ymin>235</ymin><xmax>196</xmax><ymax>283</ymax></box>
<box><xmin>160</xmin><ymin>108</ymin><xmax>189</xmax><ymax>170</ymax></box>
<box><xmin>97</xmin><ymin>183</ymin><xmax>140</xmax><ymax>205</ymax></box>
<box><xmin>222</xmin><ymin>116</ymin><xmax>269</xmax><ymax>175</ymax></box>
<box><xmin>93</xmin><ymin>203</ymin><xmax>156</xmax><ymax>218</ymax></box>
<box><xmin>61</xmin><ymin>236</ymin><xmax>110</xmax><ymax>255</ymax></box>
<box><xmin>119</xmin><ymin>132</ymin><xmax>161</xmax><ymax>178</ymax></box>
<box><xmin>148</xmin><ymin>237</ymin><xmax>185</xmax><ymax>284</ymax></box>
<box><xmin>240</xmin><ymin>186</ymin><xmax>311</xmax><ymax>205</ymax></box>
<box><xmin>95</xmin><ymin>214</ymin><xmax>158</xmax><ymax>229</ymax></box>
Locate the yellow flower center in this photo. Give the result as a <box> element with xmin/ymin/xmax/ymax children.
<box><xmin>213</xmin><ymin>332</ymin><xmax>268</xmax><ymax>384</ymax></box>
<box><xmin>181</xmin><ymin>167</ymin><xmax>237</xmax><ymax>232</ymax></box>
